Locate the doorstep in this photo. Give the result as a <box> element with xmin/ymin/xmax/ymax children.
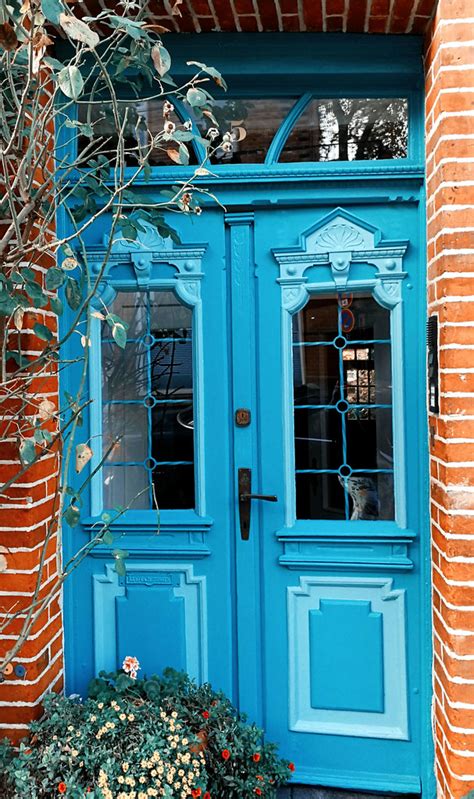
<box><xmin>277</xmin><ymin>788</ymin><xmax>420</xmax><ymax>799</ymax></box>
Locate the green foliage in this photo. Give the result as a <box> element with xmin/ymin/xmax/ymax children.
<box><xmin>0</xmin><ymin>670</ymin><xmax>292</xmax><ymax>798</ymax></box>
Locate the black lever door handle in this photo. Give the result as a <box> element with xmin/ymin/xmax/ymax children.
<box><xmin>238</xmin><ymin>468</ymin><xmax>278</xmax><ymax>541</ymax></box>
<box><xmin>240</xmin><ymin>493</ymin><xmax>278</xmax><ymax>502</ymax></box>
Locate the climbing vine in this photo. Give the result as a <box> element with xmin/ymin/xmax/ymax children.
<box><xmin>0</xmin><ymin>0</ymin><xmax>228</xmax><ymax>674</ymax></box>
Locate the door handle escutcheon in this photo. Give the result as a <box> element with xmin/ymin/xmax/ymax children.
<box><xmin>238</xmin><ymin>468</ymin><xmax>277</xmax><ymax>541</ymax></box>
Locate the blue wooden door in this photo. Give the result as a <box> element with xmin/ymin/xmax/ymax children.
<box><xmin>247</xmin><ymin>203</ymin><xmax>426</xmax><ymax>793</ymax></box>
<box><xmin>64</xmin><ymin>199</ymin><xmax>426</xmax><ymax>793</ymax></box>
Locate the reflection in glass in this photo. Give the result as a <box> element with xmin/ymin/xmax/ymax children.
<box><xmin>102</xmin><ymin>290</ymin><xmax>195</xmax><ymax>510</ymax></box>
<box><xmin>195</xmin><ymin>98</ymin><xmax>296</xmax><ymax>164</ymax></box>
<box><xmin>293</xmin><ymin>293</ymin><xmax>394</xmax><ymax>521</ymax></box>
<box><xmin>77</xmin><ymin>100</ymin><xmax>199</xmax><ymax>166</ymax></box>
<box><xmin>280</xmin><ymin>98</ymin><xmax>408</xmax><ymax>162</ymax></box>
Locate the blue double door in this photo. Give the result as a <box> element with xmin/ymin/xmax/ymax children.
<box><xmin>66</xmin><ymin>200</ymin><xmax>427</xmax><ymax>793</ymax></box>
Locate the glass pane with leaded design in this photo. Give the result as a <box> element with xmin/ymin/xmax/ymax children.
<box><xmin>280</xmin><ymin>98</ymin><xmax>408</xmax><ymax>162</ymax></box>
<box><xmin>293</xmin><ymin>293</ymin><xmax>394</xmax><ymax>521</ymax></box>
<box><xmin>102</xmin><ymin>290</ymin><xmax>195</xmax><ymax>510</ymax></box>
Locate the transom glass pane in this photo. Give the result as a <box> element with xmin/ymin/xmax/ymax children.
<box><xmin>280</xmin><ymin>98</ymin><xmax>408</xmax><ymax>162</ymax></box>
<box><xmin>102</xmin><ymin>290</ymin><xmax>194</xmax><ymax>510</ymax></box>
<box><xmin>195</xmin><ymin>98</ymin><xmax>296</xmax><ymax>163</ymax></box>
<box><xmin>293</xmin><ymin>293</ymin><xmax>394</xmax><ymax>521</ymax></box>
<box><xmin>77</xmin><ymin>100</ymin><xmax>199</xmax><ymax>166</ymax></box>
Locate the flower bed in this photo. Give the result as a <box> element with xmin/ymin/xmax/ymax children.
<box><xmin>0</xmin><ymin>660</ymin><xmax>294</xmax><ymax>798</ymax></box>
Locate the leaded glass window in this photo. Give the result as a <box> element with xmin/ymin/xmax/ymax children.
<box><xmin>293</xmin><ymin>293</ymin><xmax>394</xmax><ymax>521</ymax></box>
<box><xmin>102</xmin><ymin>290</ymin><xmax>194</xmax><ymax>510</ymax></box>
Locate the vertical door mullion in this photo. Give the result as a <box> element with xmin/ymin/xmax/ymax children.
<box><xmin>226</xmin><ymin>212</ymin><xmax>262</xmax><ymax>725</ymax></box>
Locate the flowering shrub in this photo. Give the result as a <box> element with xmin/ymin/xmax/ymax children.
<box><xmin>0</xmin><ymin>664</ymin><xmax>293</xmax><ymax>798</ymax></box>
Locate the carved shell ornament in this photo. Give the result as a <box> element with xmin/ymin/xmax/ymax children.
<box><xmin>315</xmin><ymin>224</ymin><xmax>365</xmax><ymax>252</ymax></box>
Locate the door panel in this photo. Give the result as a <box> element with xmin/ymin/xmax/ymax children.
<box><xmin>64</xmin><ymin>200</ymin><xmax>425</xmax><ymax>794</ymax></box>
<box><xmin>254</xmin><ymin>204</ymin><xmax>423</xmax><ymax>791</ymax></box>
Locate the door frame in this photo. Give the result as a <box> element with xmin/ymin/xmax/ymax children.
<box><xmin>59</xmin><ymin>31</ymin><xmax>433</xmax><ymax>796</ymax></box>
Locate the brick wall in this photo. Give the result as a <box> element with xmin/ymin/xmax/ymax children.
<box><xmin>85</xmin><ymin>0</ymin><xmax>437</xmax><ymax>34</ymax></box>
<box><xmin>425</xmin><ymin>2</ymin><xmax>474</xmax><ymax>796</ymax></box>
<box><xmin>0</xmin><ymin>77</ymin><xmax>63</xmax><ymax>741</ymax></box>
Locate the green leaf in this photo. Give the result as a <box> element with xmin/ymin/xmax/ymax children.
<box><xmin>178</xmin><ymin>142</ymin><xmax>189</xmax><ymax>166</ymax></box>
<box><xmin>41</xmin><ymin>0</ymin><xmax>64</xmax><ymax>25</ymax></box>
<box><xmin>187</xmin><ymin>60</ymin><xmax>228</xmax><ymax>90</ymax></box>
<box><xmin>102</xmin><ymin>529</ymin><xmax>113</xmax><ymax>545</ymax></box>
<box><xmin>115</xmin><ymin>672</ymin><xmax>132</xmax><ymax>691</ymax></box>
<box><xmin>151</xmin><ymin>43</ymin><xmax>171</xmax><ymax>77</ymax></box>
<box><xmin>111</xmin><ymin>323</ymin><xmax>127</xmax><ymax>349</ymax></box>
<box><xmin>65</xmin><ymin>277</ymin><xmax>82</xmax><ymax>310</ymax></box>
<box><xmin>59</xmin><ymin>13</ymin><xmax>100</xmax><ymax>49</ymax></box>
<box><xmin>43</xmin><ymin>55</ymin><xmax>64</xmax><ymax>71</ymax></box>
<box><xmin>109</xmin><ymin>15</ymin><xmax>145</xmax><ymax>40</ymax></box>
<box><xmin>33</xmin><ymin>322</ymin><xmax>53</xmax><ymax>342</ymax></box>
<box><xmin>58</xmin><ymin>65</ymin><xmax>84</xmax><ymax>101</ymax></box>
<box><xmin>50</xmin><ymin>296</ymin><xmax>63</xmax><ymax>316</ymax></box>
<box><xmin>45</xmin><ymin>267</ymin><xmax>66</xmax><ymax>291</ymax></box>
<box><xmin>186</xmin><ymin>87</ymin><xmax>207</xmax><ymax>108</ymax></box>
<box><xmin>25</xmin><ymin>281</ymin><xmax>48</xmax><ymax>308</ymax></box>
<box><xmin>114</xmin><ymin>558</ymin><xmax>126</xmax><ymax>577</ymax></box>
<box><xmin>19</xmin><ymin>439</ymin><xmax>36</xmax><ymax>466</ymax></box>
<box><xmin>64</xmin><ymin>504</ymin><xmax>80</xmax><ymax>527</ymax></box>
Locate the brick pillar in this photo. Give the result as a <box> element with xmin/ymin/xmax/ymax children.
<box><xmin>425</xmin><ymin>2</ymin><xmax>474</xmax><ymax>796</ymax></box>
<box><xmin>0</xmin><ymin>78</ymin><xmax>63</xmax><ymax>740</ymax></box>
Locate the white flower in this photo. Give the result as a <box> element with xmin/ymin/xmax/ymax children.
<box><xmin>163</xmin><ymin>120</ymin><xmax>176</xmax><ymax>135</ymax></box>
<box><xmin>207</xmin><ymin>127</ymin><xmax>219</xmax><ymax>141</ymax></box>
<box><xmin>122</xmin><ymin>655</ymin><xmax>140</xmax><ymax>678</ymax></box>
<box><xmin>163</xmin><ymin>101</ymin><xmax>174</xmax><ymax>117</ymax></box>
<box><xmin>183</xmin><ymin>120</ymin><xmax>192</xmax><ymax>131</ymax></box>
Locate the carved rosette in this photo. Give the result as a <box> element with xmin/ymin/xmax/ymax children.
<box><xmin>273</xmin><ymin>208</ymin><xmax>408</xmax><ymax>310</ymax></box>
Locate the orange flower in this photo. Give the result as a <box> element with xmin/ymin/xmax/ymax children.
<box><xmin>252</xmin><ymin>753</ymin><xmax>261</xmax><ymax>763</ymax></box>
<box><xmin>288</xmin><ymin>762</ymin><xmax>295</xmax><ymax>772</ymax></box>
<box><xmin>221</xmin><ymin>749</ymin><xmax>230</xmax><ymax>760</ymax></box>
<box><xmin>202</xmin><ymin>711</ymin><xmax>210</xmax><ymax>719</ymax></box>
<box><xmin>204</xmin><ymin>793</ymin><xmax>211</xmax><ymax>799</ymax></box>
<box><xmin>58</xmin><ymin>783</ymin><xmax>67</xmax><ymax>795</ymax></box>
<box><xmin>192</xmin><ymin>790</ymin><xmax>202</xmax><ymax>798</ymax></box>
<box><xmin>255</xmin><ymin>790</ymin><xmax>262</xmax><ymax>796</ymax></box>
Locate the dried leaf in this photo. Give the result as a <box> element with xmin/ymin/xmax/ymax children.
<box><xmin>0</xmin><ymin>23</ymin><xmax>18</xmax><ymax>51</ymax></box>
<box><xmin>32</xmin><ymin>31</ymin><xmax>54</xmax><ymax>51</ymax></box>
<box><xmin>13</xmin><ymin>307</ymin><xmax>24</xmax><ymax>331</ymax></box>
<box><xmin>91</xmin><ymin>310</ymin><xmax>105</xmax><ymax>320</ymax></box>
<box><xmin>144</xmin><ymin>24</ymin><xmax>170</xmax><ymax>34</ymax></box>
<box><xmin>62</xmin><ymin>256</ymin><xmax>79</xmax><ymax>271</ymax></box>
<box><xmin>151</xmin><ymin>43</ymin><xmax>171</xmax><ymax>77</ymax></box>
<box><xmin>59</xmin><ymin>13</ymin><xmax>99</xmax><ymax>49</ymax></box>
<box><xmin>166</xmin><ymin>149</ymin><xmax>181</xmax><ymax>164</ymax></box>
<box><xmin>75</xmin><ymin>442</ymin><xmax>93</xmax><ymax>474</ymax></box>
<box><xmin>0</xmin><ymin>554</ymin><xmax>7</xmax><ymax>573</ymax></box>
<box><xmin>38</xmin><ymin>399</ymin><xmax>55</xmax><ymax>420</ymax></box>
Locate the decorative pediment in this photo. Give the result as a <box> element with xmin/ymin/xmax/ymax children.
<box><xmin>273</xmin><ymin>208</ymin><xmax>408</xmax><ymax>308</ymax></box>
<box><xmin>86</xmin><ymin>221</ymin><xmax>207</xmax><ymax>306</ymax></box>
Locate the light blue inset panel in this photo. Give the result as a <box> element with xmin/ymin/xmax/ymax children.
<box><xmin>92</xmin><ymin>563</ymin><xmax>207</xmax><ymax>682</ymax></box>
<box><xmin>288</xmin><ymin>576</ymin><xmax>408</xmax><ymax>740</ymax></box>
<box><xmin>116</xmin><ymin>582</ymin><xmax>186</xmax><ymax>677</ymax></box>
<box><xmin>309</xmin><ymin>599</ymin><xmax>384</xmax><ymax>713</ymax></box>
